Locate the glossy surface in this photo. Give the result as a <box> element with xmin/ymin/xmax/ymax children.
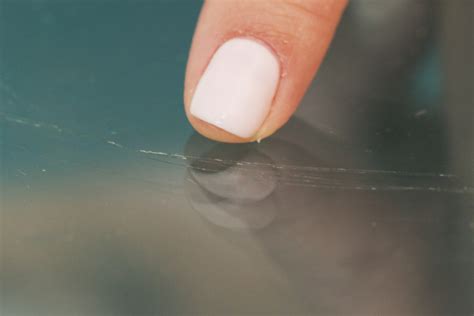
<box><xmin>1</xmin><ymin>1</ymin><xmax>473</xmax><ymax>315</ymax></box>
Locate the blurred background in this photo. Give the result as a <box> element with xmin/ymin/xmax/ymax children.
<box><xmin>1</xmin><ymin>0</ymin><xmax>473</xmax><ymax>315</ymax></box>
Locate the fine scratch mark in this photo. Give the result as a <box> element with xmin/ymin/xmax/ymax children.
<box><xmin>17</xmin><ymin>169</ymin><xmax>27</xmax><ymax>176</ymax></box>
<box><xmin>414</xmin><ymin>109</ymin><xmax>428</xmax><ymax>118</ymax></box>
<box><xmin>106</xmin><ymin>140</ymin><xmax>123</xmax><ymax>148</ymax></box>
<box><xmin>172</xmin><ymin>154</ymin><xmax>187</xmax><ymax>160</ymax></box>
<box><xmin>2</xmin><ymin>113</ymin><xmax>65</xmax><ymax>134</ymax></box>
<box><xmin>138</xmin><ymin>149</ymin><xmax>168</xmax><ymax>156</ymax></box>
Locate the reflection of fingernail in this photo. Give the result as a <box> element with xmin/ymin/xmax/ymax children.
<box><xmin>190</xmin><ymin>150</ymin><xmax>277</xmax><ymax>203</ymax></box>
<box><xmin>190</xmin><ymin>38</ymin><xmax>280</xmax><ymax>138</ymax></box>
<box><xmin>186</xmin><ymin>149</ymin><xmax>278</xmax><ymax>230</ymax></box>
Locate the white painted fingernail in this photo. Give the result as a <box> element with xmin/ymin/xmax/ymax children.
<box><xmin>190</xmin><ymin>38</ymin><xmax>280</xmax><ymax>138</ymax></box>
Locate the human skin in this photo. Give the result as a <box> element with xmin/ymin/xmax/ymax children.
<box><xmin>184</xmin><ymin>0</ymin><xmax>348</xmax><ymax>143</ymax></box>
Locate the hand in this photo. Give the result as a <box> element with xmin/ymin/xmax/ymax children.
<box><xmin>184</xmin><ymin>0</ymin><xmax>347</xmax><ymax>143</ymax></box>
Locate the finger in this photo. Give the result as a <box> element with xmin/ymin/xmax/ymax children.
<box><xmin>184</xmin><ymin>0</ymin><xmax>347</xmax><ymax>143</ymax></box>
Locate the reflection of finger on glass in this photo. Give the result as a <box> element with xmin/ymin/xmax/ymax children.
<box><xmin>185</xmin><ymin>177</ymin><xmax>277</xmax><ymax>230</ymax></box>
<box><xmin>189</xmin><ymin>149</ymin><xmax>277</xmax><ymax>203</ymax></box>
<box><xmin>184</xmin><ymin>137</ymin><xmax>279</xmax><ymax>230</ymax></box>
<box><xmin>186</xmin><ymin>151</ymin><xmax>277</xmax><ymax>229</ymax></box>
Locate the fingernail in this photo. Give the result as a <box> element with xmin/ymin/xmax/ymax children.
<box><xmin>190</xmin><ymin>38</ymin><xmax>280</xmax><ymax>139</ymax></box>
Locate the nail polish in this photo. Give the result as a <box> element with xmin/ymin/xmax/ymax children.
<box><xmin>190</xmin><ymin>38</ymin><xmax>280</xmax><ymax>138</ymax></box>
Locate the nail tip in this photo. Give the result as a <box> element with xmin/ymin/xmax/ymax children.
<box><xmin>190</xmin><ymin>111</ymin><xmax>253</xmax><ymax>139</ymax></box>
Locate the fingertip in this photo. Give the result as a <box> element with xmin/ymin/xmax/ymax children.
<box><xmin>184</xmin><ymin>0</ymin><xmax>346</xmax><ymax>143</ymax></box>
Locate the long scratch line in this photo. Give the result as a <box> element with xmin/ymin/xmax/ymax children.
<box><xmin>138</xmin><ymin>150</ymin><xmax>474</xmax><ymax>195</ymax></box>
<box><xmin>2</xmin><ymin>111</ymin><xmax>472</xmax><ymax>195</ymax></box>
